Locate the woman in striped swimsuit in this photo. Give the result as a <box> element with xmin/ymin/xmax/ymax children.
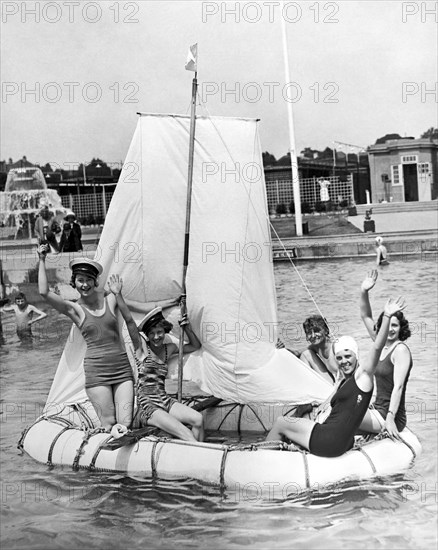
<box><xmin>108</xmin><ymin>275</ymin><xmax>204</xmax><ymax>442</ymax></box>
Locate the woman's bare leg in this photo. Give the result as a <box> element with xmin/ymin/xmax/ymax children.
<box><xmin>169</xmin><ymin>402</ymin><xmax>204</xmax><ymax>441</ymax></box>
<box><xmin>147</xmin><ymin>409</ymin><xmax>197</xmax><ymax>441</ymax></box>
<box><xmin>86</xmin><ymin>386</ymin><xmax>116</xmax><ymax>431</ymax></box>
<box><xmin>266</xmin><ymin>416</ymin><xmax>315</xmax><ymax>450</ymax></box>
<box><xmin>113</xmin><ymin>380</ymin><xmax>134</xmax><ymax>428</ymax></box>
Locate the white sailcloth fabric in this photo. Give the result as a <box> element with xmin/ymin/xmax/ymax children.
<box><xmin>45</xmin><ymin>113</ymin><xmax>331</xmax><ymax>411</ymax></box>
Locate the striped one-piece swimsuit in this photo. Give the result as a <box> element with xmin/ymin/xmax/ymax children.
<box><xmin>134</xmin><ymin>344</ymin><xmax>176</xmax><ymax>424</ymax></box>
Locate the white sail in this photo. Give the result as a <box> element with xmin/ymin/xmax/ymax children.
<box><xmin>45</xmin><ymin>114</ymin><xmax>331</xmax><ymax>410</ymax></box>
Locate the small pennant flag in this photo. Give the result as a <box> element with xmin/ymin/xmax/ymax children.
<box><xmin>185</xmin><ymin>43</ymin><xmax>198</xmax><ymax>72</ymax></box>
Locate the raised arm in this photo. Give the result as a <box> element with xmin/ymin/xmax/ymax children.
<box><xmin>361</xmin><ymin>297</ymin><xmax>406</xmax><ymax>380</ymax></box>
<box><xmin>125</xmin><ymin>296</ymin><xmax>180</xmax><ymax>313</ymax></box>
<box><xmin>360</xmin><ymin>270</ymin><xmax>378</xmax><ymax>340</ymax></box>
<box><xmin>37</xmin><ymin>245</ymin><xmax>81</xmax><ymax>323</ymax></box>
<box><xmin>178</xmin><ymin>312</ymin><xmax>201</xmax><ymax>354</ymax></box>
<box><xmin>108</xmin><ymin>274</ymin><xmax>142</xmax><ymax>353</ymax></box>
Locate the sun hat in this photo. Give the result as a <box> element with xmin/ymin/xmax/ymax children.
<box><xmin>333</xmin><ymin>336</ymin><xmax>359</xmax><ymax>358</ymax></box>
<box><xmin>137</xmin><ymin>307</ymin><xmax>166</xmax><ymax>334</ymax></box>
<box><xmin>69</xmin><ymin>258</ymin><xmax>103</xmax><ymax>280</ymax></box>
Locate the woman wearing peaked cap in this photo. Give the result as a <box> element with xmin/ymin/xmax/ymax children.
<box><xmin>267</xmin><ymin>294</ymin><xmax>406</xmax><ymax>457</ymax></box>
<box><xmin>107</xmin><ymin>274</ymin><xmax>204</xmax><ymax>442</ymax></box>
<box><xmin>37</xmin><ymin>246</ymin><xmax>178</xmax><ymax>435</ymax></box>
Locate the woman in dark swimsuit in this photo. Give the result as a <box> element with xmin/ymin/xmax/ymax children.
<box><xmin>360</xmin><ymin>270</ymin><xmax>413</xmax><ymax>440</ymax></box>
<box><xmin>266</xmin><ymin>296</ymin><xmax>406</xmax><ymax>458</ymax></box>
<box><xmin>38</xmin><ymin>246</ymin><xmax>134</xmax><ymax>433</ymax></box>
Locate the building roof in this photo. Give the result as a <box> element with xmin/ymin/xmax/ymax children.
<box><xmin>368</xmin><ymin>138</ymin><xmax>438</xmax><ymax>154</ymax></box>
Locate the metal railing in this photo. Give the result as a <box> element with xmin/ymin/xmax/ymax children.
<box><xmin>60</xmin><ymin>190</ymin><xmax>114</xmax><ymax>224</ymax></box>
<box><xmin>57</xmin><ymin>176</ymin><xmax>354</xmax><ymax>224</ymax></box>
<box><xmin>266</xmin><ymin>175</ymin><xmax>354</xmax><ymax>214</ymax></box>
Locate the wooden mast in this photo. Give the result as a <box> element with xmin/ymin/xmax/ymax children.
<box><xmin>177</xmin><ymin>69</ymin><xmax>198</xmax><ymax>402</ymax></box>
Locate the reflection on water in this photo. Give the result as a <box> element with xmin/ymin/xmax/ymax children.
<box><xmin>1</xmin><ymin>257</ymin><xmax>437</xmax><ymax>549</ymax></box>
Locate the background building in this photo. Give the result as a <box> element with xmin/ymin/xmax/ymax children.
<box><xmin>368</xmin><ymin>138</ymin><xmax>438</xmax><ymax>202</ymax></box>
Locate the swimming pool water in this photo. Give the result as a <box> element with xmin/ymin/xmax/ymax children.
<box><xmin>1</xmin><ymin>257</ymin><xmax>437</xmax><ymax>549</ymax></box>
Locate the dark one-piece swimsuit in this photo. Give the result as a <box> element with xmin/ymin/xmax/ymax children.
<box><xmin>78</xmin><ymin>298</ymin><xmax>134</xmax><ymax>389</ymax></box>
<box><xmin>309</xmin><ymin>375</ymin><xmax>373</xmax><ymax>458</ymax></box>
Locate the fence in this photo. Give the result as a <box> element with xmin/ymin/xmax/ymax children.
<box><xmin>60</xmin><ymin>190</ymin><xmax>114</xmax><ymax>224</ymax></box>
<box><xmin>58</xmin><ymin>176</ymin><xmax>354</xmax><ymax>224</ymax></box>
<box><xmin>266</xmin><ymin>175</ymin><xmax>354</xmax><ymax>214</ymax></box>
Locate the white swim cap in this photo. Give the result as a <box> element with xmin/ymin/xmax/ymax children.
<box><xmin>375</xmin><ymin>236</ymin><xmax>383</xmax><ymax>245</ymax></box>
<box><xmin>333</xmin><ymin>336</ymin><xmax>359</xmax><ymax>358</ymax></box>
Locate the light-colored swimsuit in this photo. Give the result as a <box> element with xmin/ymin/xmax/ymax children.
<box><xmin>78</xmin><ymin>298</ymin><xmax>134</xmax><ymax>389</ymax></box>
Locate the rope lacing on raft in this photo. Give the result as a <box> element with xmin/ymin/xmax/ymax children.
<box><xmin>72</xmin><ymin>426</ymin><xmax>107</xmax><ymax>471</ymax></box>
<box><xmin>217</xmin><ymin>439</ymin><xmax>309</xmax><ymax>491</ymax></box>
<box><xmin>357</xmin><ymin>430</ymin><xmax>417</xmax><ymax>465</ymax></box>
<box><xmin>18</xmin><ymin>403</ymin><xmax>108</xmax><ymax>468</ymax></box>
<box><xmin>17</xmin><ymin>405</ymin><xmax>77</xmax><ymax>454</ymax></box>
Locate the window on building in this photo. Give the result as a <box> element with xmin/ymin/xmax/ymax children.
<box><xmin>418</xmin><ymin>163</ymin><xmax>430</xmax><ymax>174</ymax></box>
<box><xmin>401</xmin><ymin>155</ymin><xmax>418</xmax><ymax>164</ymax></box>
<box><xmin>418</xmin><ymin>162</ymin><xmax>431</xmax><ymax>182</ymax></box>
<box><xmin>391</xmin><ymin>165</ymin><xmax>402</xmax><ymax>186</ymax></box>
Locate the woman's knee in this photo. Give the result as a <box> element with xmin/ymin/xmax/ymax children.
<box><xmin>191</xmin><ymin>410</ymin><xmax>203</xmax><ymax>429</ymax></box>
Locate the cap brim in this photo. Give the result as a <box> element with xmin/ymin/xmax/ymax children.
<box><xmin>69</xmin><ymin>257</ymin><xmax>103</xmax><ymax>275</ymax></box>
<box><xmin>137</xmin><ymin>307</ymin><xmax>163</xmax><ymax>332</ymax></box>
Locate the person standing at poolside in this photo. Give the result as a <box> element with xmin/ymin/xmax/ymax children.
<box><xmin>318</xmin><ymin>177</ymin><xmax>331</xmax><ymax>212</ymax></box>
<box><xmin>59</xmin><ymin>211</ymin><xmax>83</xmax><ymax>253</ymax></box>
<box><xmin>34</xmin><ymin>206</ymin><xmax>60</xmax><ymax>252</ymax></box>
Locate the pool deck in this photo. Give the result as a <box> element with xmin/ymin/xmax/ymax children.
<box><xmin>1</xmin><ymin>208</ymin><xmax>437</xmax><ymax>289</ymax></box>
<box><xmin>271</xmin><ymin>228</ymin><xmax>437</xmax><ymax>261</ymax></box>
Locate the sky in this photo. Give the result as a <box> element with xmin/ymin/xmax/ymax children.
<box><xmin>1</xmin><ymin>0</ymin><xmax>437</xmax><ymax>169</ymax></box>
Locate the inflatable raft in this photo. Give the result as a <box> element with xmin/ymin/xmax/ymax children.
<box><xmin>19</xmin><ymin>114</ymin><xmax>422</xmax><ymax>497</ymax></box>
<box><xmin>19</xmin><ymin>402</ymin><xmax>421</xmax><ymax>497</ymax></box>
